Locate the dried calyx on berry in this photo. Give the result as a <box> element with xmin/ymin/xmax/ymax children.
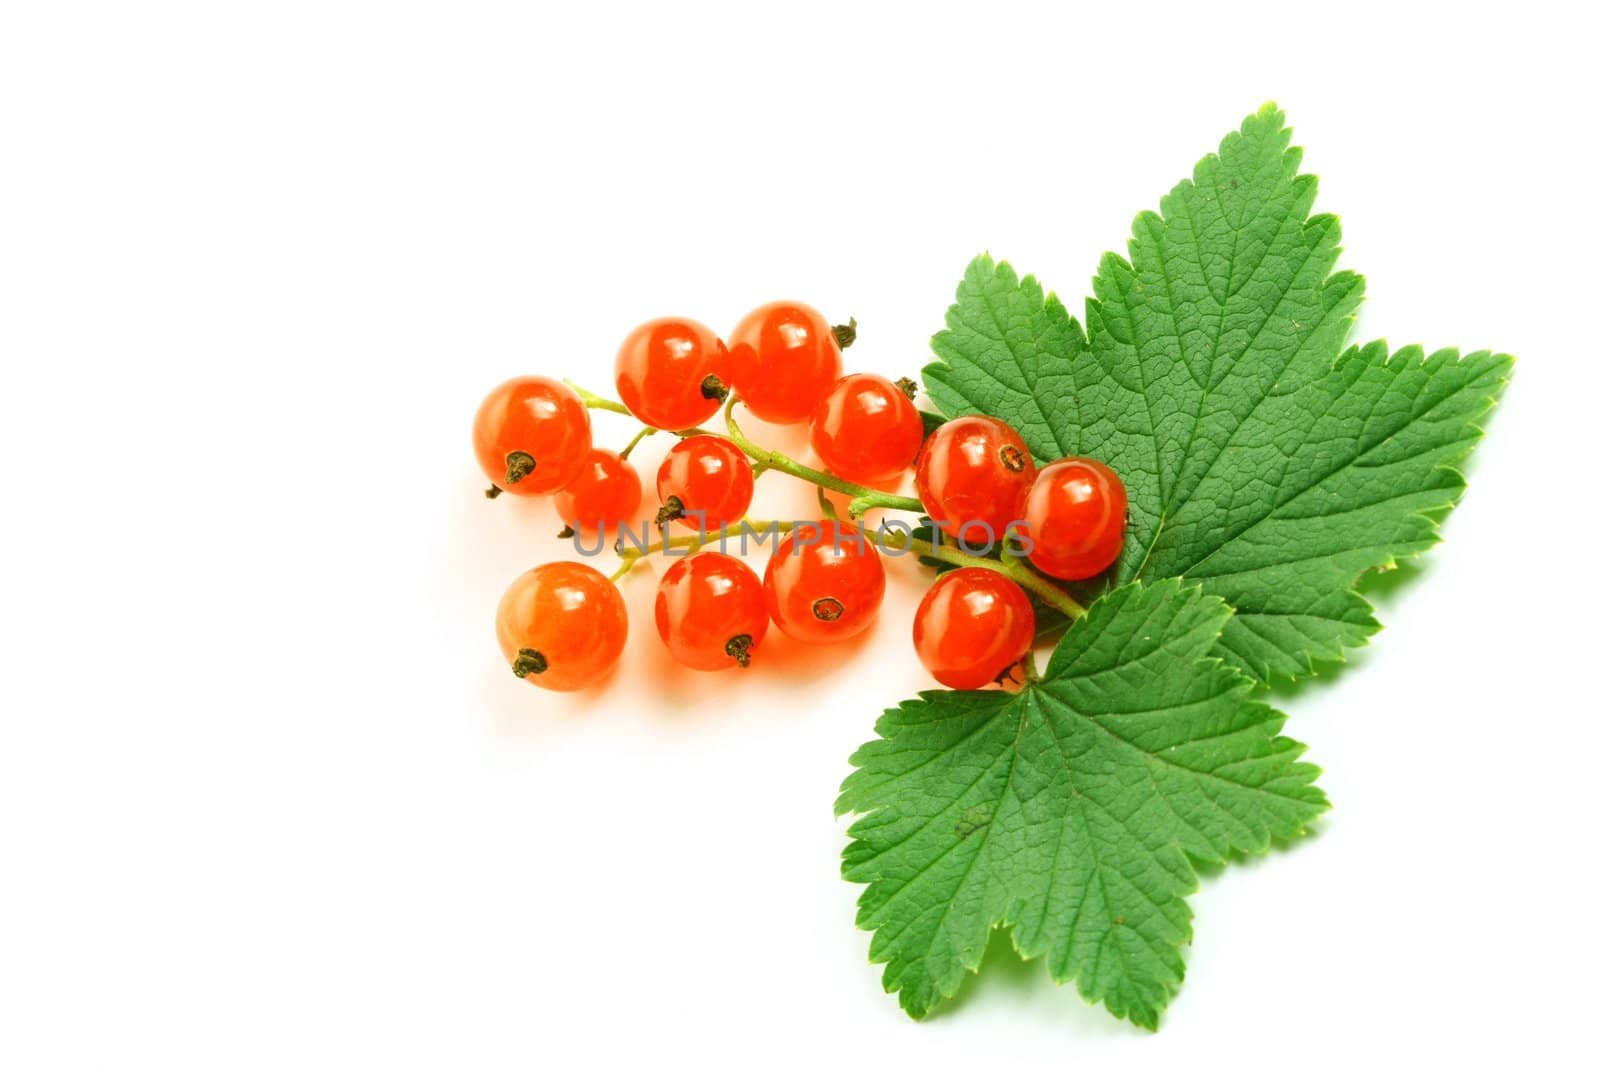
<box><xmin>512</xmin><ymin>649</ymin><xmax>548</xmax><ymax>678</ymax></box>
<box><xmin>504</xmin><ymin>451</ymin><xmax>537</xmax><ymax>484</ymax></box>
<box><xmin>724</xmin><ymin>633</ymin><xmax>754</xmax><ymax>668</ymax></box>
<box><xmin>831</xmin><ymin>317</ymin><xmax>857</xmax><ymax>349</ymax></box>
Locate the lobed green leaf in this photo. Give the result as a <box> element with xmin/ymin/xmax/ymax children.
<box><xmin>846</xmin><ymin>103</ymin><xmax>1512</xmax><ymax>1031</ymax></box>
<box><xmin>923</xmin><ymin>103</ymin><xmax>1511</xmax><ymax>682</ymax></box>
<box><xmin>839</xmin><ymin>581</ymin><xmax>1326</xmax><ymax>1027</ymax></box>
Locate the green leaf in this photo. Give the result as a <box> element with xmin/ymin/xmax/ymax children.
<box><xmin>924</xmin><ymin>104</ymin><xmax>1511</xmax><ymax>682</ymax></box>
<box><xmin>838</xmin><ymin>580</ymin><xmax>1326</xmax><ymax>1028</ymax></box>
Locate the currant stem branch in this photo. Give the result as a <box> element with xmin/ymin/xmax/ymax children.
<box><xmin>565</xmin><ymin>381</ymin><xmax>1084</xmax><ymax>624</ymax></box>
<box><xmin>722</xmin><ymin>400</ymin><xmax>925</xmax><ymax>519</ymax></box>
<box><xmin>565</xmin><ymin>380</ymin><xmax>632</xmax><ymax>415</ymax></box>
<box><xmin>996</xmin><ymin>555</ymin><xmax>1086</xmax><ymax>621</ymax></box>
<box><xmin>561</xmin><ymin>384</ymin><xmax>923</xmax><ymax>519</ymax></box>
<box><xmin>618</xmin><ymin>426</ymin><xmax>656</xmax><ymax>459</ymax></box>
<box><xmin>846</xmin><ymin>489</ymin><xmax>924</xmax><ymax>519</ymax></box>
<box><xmin>613</xmin><ymin>520</ymin><xmax>800</xmax><ymax>571</ymax></box>
<box><xmin>816</xmin><ymin>485</ymin><xmax>840</xmax><ymax>523</ymax></box>
<box><xmin>860</xmin><ymin>525</ymin><xmax>1087</xmax><ymax>621</ymax></box>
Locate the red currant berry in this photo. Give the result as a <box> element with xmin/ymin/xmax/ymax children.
<box><xmin>495</xmin><ymin>561</ymin><xmax>627</xmax><ymax>691</ymax></box>
<box><xmin>1020</xmin><ymin>457</ymin><xmax>1128</xmax><ymax>580</ymax></box>
<box><xmin>614</xmin><ymin>317</ymin><xmax>731</xmax><ymax>431</ymax></box>
<box><xmin>808</xmin><ymin>373</ymin><xmax>923</xmax><ymax>484</ymax></box>
<box><xmin>654</xmin><ymin>552</ymin><xmax>769</xmax><ymax>671</ymax></box>
<box><xmin>655</xmin><ymin>436</ymin><xmax>754</xmax><ymax>530</ymax></box>
<box><xmin>763</xmin><ymin>522</ymin><xmax>885</xmax><ymax>644</ymax></box>
<box><xmin>726</xmin><ymin>301</ymin><xmax>844</xmax><ymax>424</ymax></box>
<box><xmin>912</xmin><ymin>569</ymin><xmax>1035</xmax><ymax>690</ymax></box>
<box><xmin>914</xmin><ymin>415</ymin><xmax>1036</xmax><ymax>544</ymax></box>
<box><xmin>554</xmin><ymin>449</ymin><xmax>642</xmax><ymax>534</ymax></box>
<box><xmin>473</xmin><ymin>376</ymin><xmax>592</xmax><ymax>496</ymax></box>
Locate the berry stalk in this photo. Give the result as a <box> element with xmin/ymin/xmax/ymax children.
<box><xmin>860</xmin><ymin>526</ymin><xmax>1087</xmax><ymax>621</ymax></box>
<box><xmin>618</xmin><ymin>425</ymin><xmax>656</xmax><ymax>459</ymax></box>
<box><xmin>565</xmin><ymin>379</ymin><xmax>633</xmax><ymax>415</ymax></box>
<box><xmin>558</xmin><ymin>380</ymin><xmax>1083</xmax><ymax>622</ymax></box>
<box><xmin>607</xmin><ymin>516</ymin><xmax>1085</xmax><ymax>622</ymax></box>
<box><xmin>562</xmin><ymin>380</ymin><xmax>924</xmax><ymax>520</ymax></box>
<box><xmin>610</xmin><ymin>520</ymin><xmax>803</xmax><ymax>579</ymax></box>
<box><xmin>723</xmin><ymin>400</ymin><xmax>924</xmax><ymax>518</ymax></box>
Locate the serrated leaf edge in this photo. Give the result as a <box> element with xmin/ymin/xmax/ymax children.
<box><xmin>835</xmin><ymin>579</ymin><xmax>1328</xmax><ymax>1028</ymax></box>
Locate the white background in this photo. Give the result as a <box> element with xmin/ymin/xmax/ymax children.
<box><xmin>3</xmin><ymin>2</ymin><xmax>1596</xmax><ymax>1063</ymax></box>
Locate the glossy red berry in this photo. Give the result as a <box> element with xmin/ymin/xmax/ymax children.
<box><xmin>914</xmin><ymin>415</ymin><xmax>1036</xmax><ymax>544</ymax></box>
<box><xmin>808</xmin><ymin>373</ymin><xmax>923</xmax><ymax>484</ymax></box>
<box><xmin>495</xmin><ymin>561</ymin><xmax>627</xmax><ymax>691</ymax></box>
<box><xmin>554</xmin><ymin>449</ymin><xmax>642</xmax><ymax>534</ymax></box>
<box><xmin>1020</xmin><ymin>457</ymin><xmax>1128</xmax><ymax>580</ymax></box>
<box><xmin>912</xmin><ymin>569</ymin><xmax>1035</xmax><ymax>690</ymax></box>
<box><xmin>763</xmin><ymin>522</ymin><xmax>885</xmax><ymax>644</ymax></box>
<box><xmin>473</xmin><ymin>376</ymin><xmax>592</xmax><ymax>496</ymax></box>
<box><xmin>654</xmin><ymin>552</ymin><xmax>769</xmax><ymax>671</ymax></box>
<box><xmin>655</xmin><ymin>436</ymin><xmax>754</xmax><ymax>529</ymax></box>
<box><xmin>614</xmin><ymin>317</ymin><xmax>731</xmax><ymax>431</ymax></box>
<box><xmin>726</xmin><ymin>301</ymin><xmax>844</xmax><ymax>424</ymax></box>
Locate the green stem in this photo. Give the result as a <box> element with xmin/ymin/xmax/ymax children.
<box><xmin>846</xmin><ymin>488</ymin><xmax>925</xmax><ymax>519</ymax></box>
<box><xmin>556</xmin><ymin>379</ymin><xmax>1085</xmax><ymax>626</ymax></box>
<box><xmin>816</xmin><ymin>485</ymin><xmax>840</xmax><ymax>522</ymax></box>
<box><xmin>862</xmin><ymin>525</ymin><xmax>1086</xmax><ymax>621</ymax></box>
<box><xmin>606</xmin><ymin>512</ymin><xmax>1085</xmax><ymax>622</ymax></box>
<box><xmin>565</xmin><ymin>386</ymin><xmax>923</xmax><ymax>516</ymax></box>
<box><xmin>565</xmin><ymin>380</ymin><xmax>631</xmax><ymax>415</ymax></box>
<box><xmin>618</xmin><ymin>426</ymin><xmax>656</xmax><ymax>460</ymax></box>
<box><xmin>723</xmin><ymin>401</ymin><xmax>925</xmax><ymax>518</ymax></box>
<box><xmin>999</xmin><ymin>556</ymin><xmax>1087</xmax><ymax>620</ymax></box>
<box><xmin>615</xmin><ymin>520</ymin><xmax>800</xmax><ymax>567</ymax></box>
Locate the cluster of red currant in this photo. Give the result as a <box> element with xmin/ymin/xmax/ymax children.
<box><xmin>472</xmin><ymin>301</ymin><xmax>1128</xmax><ymax>693</ymax></box>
